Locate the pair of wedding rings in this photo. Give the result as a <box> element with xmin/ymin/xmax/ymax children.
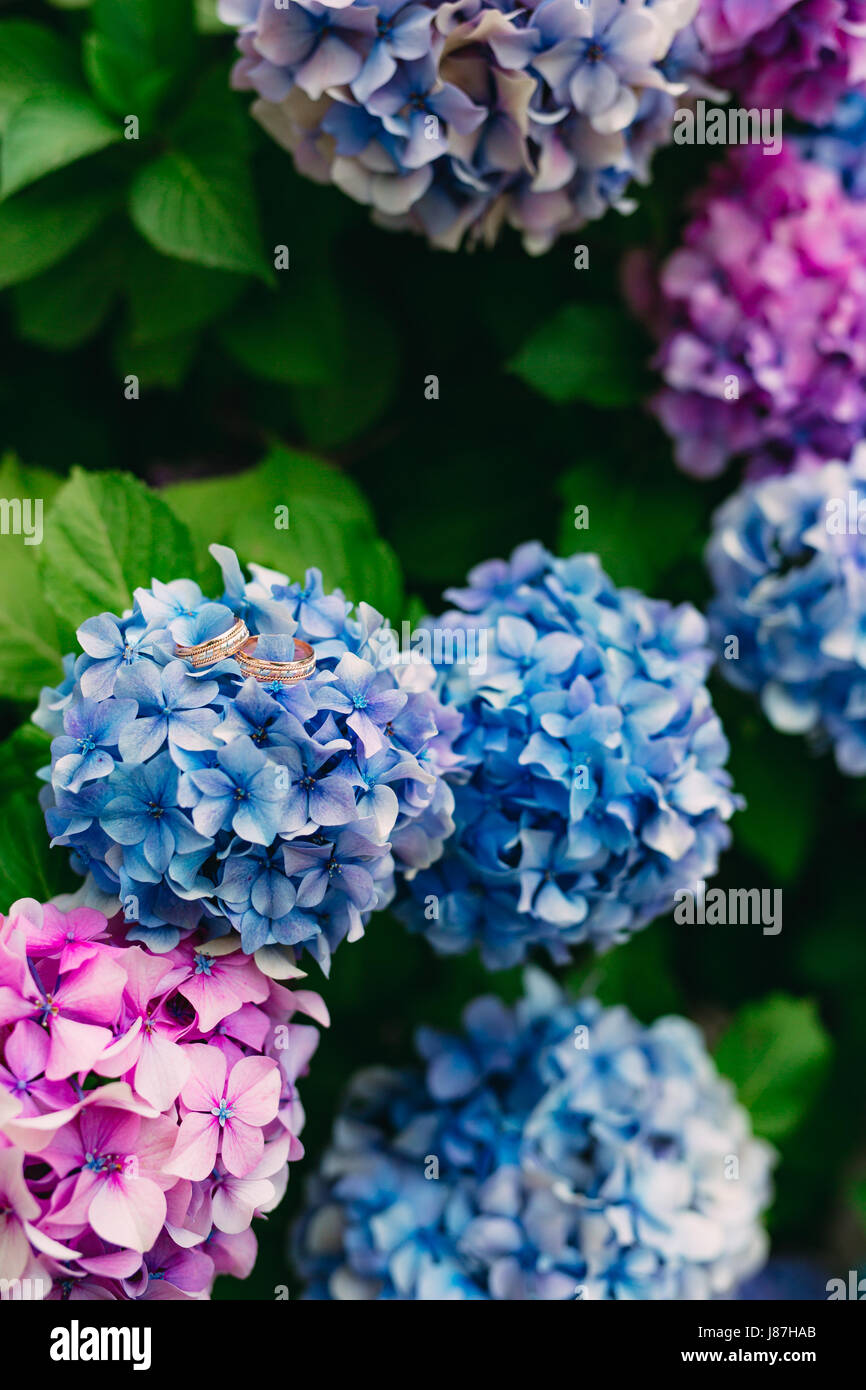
<box><xmin>175</xmin><ymin>618</ymin><xmax>315</xmax><ymax>685</ymax></box>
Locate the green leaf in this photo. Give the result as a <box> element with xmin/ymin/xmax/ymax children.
<box><xmin>164</xmin><ymin>445</ymin><xmax>404</xmax><ymax>616</ymax></box>
<box><xmin>724</xmin><ymin>719</ymin><xmax>819</xmax><ymax>881</ymax></box>
<box><xmin>714</xmin><ymin>994</ymin><xmax>832</xmax><ymax>1142</ymax></box>
<box><xmin>12</xmin><ymin>225</ymin><xmax>125</xmax><ymax>349</ymax></box>
<box><xmin>90</xmin><ymin>0</ymin><xmax>195</xmax><ymax>72</ymax></box>
<box><xmin>556</xmin><ymin>460</ymin><xmax>706</xmax><ymax>592</ymax></box>
<box><xmin>0</xmin><ymin>456</ymin><xmax>70</xmax><ymax>702</ymax></box>
<box><xmin>130</xmin><ymin>147</ymin><xmax>266</xmax><ymax>278</ymax></box>
<box><xmin>83</xmin><ymin>32</ymin><xmax>173</xmax><ymax>123</ymax></box>
<box><xmin>218</xmin><ymin>278</ymin><xmax>344</xmax><ymax>386</ymax></box>
<box><xmin>0</xmin><ymin>20</ymin><xmax>80</xmax><ymax>134</ymax></box>
<box><xmin>36</xmin><ymin>466</ymin><xmax>194</xmax><ymax>629</ymax></box>
<box><xmin>507</xmin><ymin>303</ymin><xmax>647</xmax><ymax>406</ymax></box>
<box><xmin>0</xmin><ymin>177</ymin><xmax>114</xmax><ymax>289</ymax></box>
<box><xmin>0</xmin><ymin>723</ymin><xmax>53</xmax><ymax>799</ymax></box>
<box><xmin>127</xmin><ymin>246</ymin><xmax>243</xmax><ymax>345</ymax></box>
<box><xmin>2</xmin><ymin>90</ymin><xmax>120</xmax><ymax>198</ymax></box>
<box><xmin>0</xmin><ymin>788</ymin><xmax>76</xmax><ymax>908</ymax></box>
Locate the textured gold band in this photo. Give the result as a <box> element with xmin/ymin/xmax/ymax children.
<box><xmin>175</xmin><ymin>618</ymin><xmax>250</xmax><ymax>668</ymax></box>
<box><xmin>236</xmin><ymin>637</ymin><xmax>316</xmax><ymax>685</ymax></box>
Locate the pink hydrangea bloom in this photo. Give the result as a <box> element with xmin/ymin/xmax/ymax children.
<box><xmin>0</xmin><ymin>897</ymin><xmax>326</xmax><ymax>1300</ymax></box>
<box><xmin>696</xmin><ymin>0</ymin><xmax>866</xmax><ymax>124</ymax></box>
<box><xmin>625</xmin><ymin>144</ymin><xmax>866</xmax><ymax>480</ymax></box>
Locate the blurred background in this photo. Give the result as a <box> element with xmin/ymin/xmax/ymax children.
<box><xmin>1</xmin><ymin>0</ymin><xmax>864</xmax><ymax>1298</ymax></box>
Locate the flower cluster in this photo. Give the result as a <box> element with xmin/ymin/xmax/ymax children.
<box><xmin>0</xmin><ymin>897</ymin><xmax>326</xmax><ymax>1300</ymax></box>
<box><xmin>706</xmin><ymin>447</ymin><xmax>866</xmax><ymax>776</ymax></box>
<box><xmin>295</xmin><ymin>971</ymin><xmax>773</xmax><ymax>1300</ymax></box>
<box><xmin>38</xmin><ymin>545</ymin><xmax>459</xmax><ymax>974</ymax></box>
<box><xmin>625</xmin><ymin>145</ymin><xmax>866</xmax><ymax>480</ymax></box>
<box><xmin>694</xmin><ymin>0</ymin><xmax>866</xmax><ymax>125</ymax></box>
<box><xmin>219</xmin><ymin>0</ymin><xmax>702</xmax><ymax>253</ymax></box>
<box><xmin>397</xmin><ymin>542</ymin><xmax>740</xmax><ymax>969</ymax></box>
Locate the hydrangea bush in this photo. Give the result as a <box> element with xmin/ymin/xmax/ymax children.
<box><xmin>0</xmin><ymin>897</ymin><xmax>326</xmax><ymax>1300</ymax></box>
<box><xmin>295</xmin><ymin>971</ymin><xmax>774</xmax><ymax>1299</ymax></box>
<box><xmin>706</xmin><ymin>447</ymin><xmax>866</xmax><ymax>776</ymax></box>
<box><xmin>625</xmin><ymin>145</ymin><xmax>866</xmax><ymax>480</ymax></box>
<box><xmin>38</xmin><ymin>545</ymin><xmax>459</xmax><ymax>974</ymax></box>
<box><xmin>695</xmin><ymin>0</ymin><xmax>866</xmax><ymax>125</ymax></box>
<box><xmin>398</xmin><ymin>542</ymin><xmax>740</xmax><ymax>968</ymax></box>
<box><xmin>219</xmin><ymin>0</ymin><xmax>703</xmax><ymax>252</ymax></box>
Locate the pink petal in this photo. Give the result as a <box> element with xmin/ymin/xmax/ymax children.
<box><xmin>89</xmin><ymin>1174</ymin><xmax>166</xmax><ymax>1253</ymax></box>
<box><xmin>92</xmin><ymin>1018</ymin><xmax>143</xmax><ymax>1077</ymax></box>
<box><xmin>45</xmin><ymin>1015</ymin><xmax>113</xmax><ymax>1080</ymax></box>
<box><xmin>220</xmin><ymin>1116</ymin><xmax>264</xmax><ymax>1178</ymax></box>
<box><xmin>134</xmin><ymin>1032</ymin><xmax>190</xmax><ymax>1110</ymax></box>
<box><xmin>226</xmin><ymin>1055</ymin><xmax>280</xmax><ymax>1125</ymax></box>
<box><xmin>54</xmin><ymin>953</ymin><xmax>126</xmax><ymax>1024</ymax></box>
<box><xmin>211</xmin><ymin>1176</ymin><xmax>274</xmax><ymax>1234</ymax></box>
<box><xmin>5</xmin><ymin>1018</ymin><xmax>50</xmax><ymax>1080</ymax></box>
<box><xmin>167</xmin><ymin>1112</ymin><xmax>219</xmax><ymax>1181</ymax></box>
<box><xmin>178</xmin><ymin>971</ymin><xmax>242</xmax><ymax>1033</ymax></box>
<box><xmin>288</xmin><ymin>988</ymin><xmax>330</xmax><ymax>1027</ymax></box>
<box><xmin>179</xmin><ymin>1044</ymin><xmax>226</xmax><ymax>1112</ymax></box>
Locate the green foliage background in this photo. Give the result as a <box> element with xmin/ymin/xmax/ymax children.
<box><xmin>0</xmin><ymin>0</ymin><xmax>863</xmax><ymax>1298</ymax></box>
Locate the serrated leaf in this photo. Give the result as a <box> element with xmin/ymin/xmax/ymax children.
<box><xmin>2</xmin><ymin>90</ymin><xmax>120</xmax><ymax>198</ymax></box>
<box><xmin>0</xmin><ymin>21</ymin><xmax>81</xmax><ymax>134</ymax></box>
<box><xmin>0</xmin><ymin>455</ymin><xmax>70</xmax><ymax>702</ymax></box>
<box><xmin>129</xmin><ymin>147</ymin><xmax>267</xmax><ymax>278</ymax></box>
<box><xmin>36</xmin><ymin>466</ymin><xmax>194</xmax><ymax>629</ymax></box>
<box><xmin>508</xmin><ymin>303</ymin><xmax>647</xmax><ymax>406</ymax></box>
<box><xmin>714</xmin><ymin>994</ymin><xmax>832</xmax><ymax>1142</ymax></box>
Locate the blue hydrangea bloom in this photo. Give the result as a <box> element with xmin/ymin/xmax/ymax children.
<box><xmin>38</xmin><ymin>546</ymin><xmax>459</xmax><ymax>972</ymax></box>
<box><xmin>397</xmin><ymin>542</ymin><xmax>741</xmax><ymax>969</ymax></box>
<box><xmin>219</xmin><ymin>0</ymin><xmax>703</xmax><ymax>253</ymax></box>
<box><xmin>799</xmin><ymin>92</ymin><xmax>866</xmax><ymax>199</ymax></box>
<box><xmin>706</xmin><ymin>449</ymin><xmax>866</xmax><ymax>776</ymax></box>
<box><xmin>294</xmin><ymin>970</ymin><xmax>774</xmax><ymax>1300</ymax></box>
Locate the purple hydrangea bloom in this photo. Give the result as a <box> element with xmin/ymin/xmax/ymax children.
<box><xmin>625</xmin><ymin>144</ymin><xmax>866</xmax><ymax>481</ymax></box>
<box><xmin>39</xmin><ymin>546</ymin><xmax>460</xmax><ymax>974</ymax></box>
<box><xmin>397</xmin><ymin>542</ymin><xmax>740</xmax><ymax>969</ymax></box>
<box><xmin>294</xmin><ymin>971</ymin><xmax>774</xmax><ymax>1300</ymax></box>
<box><xmin>695</xmin><ymin>0</ymin><xmax>866</xmax><ymax>125</ymax></box>
<box><xmin>219</xmin><ymin>0</ymin><xmax>703</xmax><ymax>252</ymax></box>
<box><xmin>706</xmin><ymin>448</ymin><xmax>866</xmax><ymax>776</ymax></box>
